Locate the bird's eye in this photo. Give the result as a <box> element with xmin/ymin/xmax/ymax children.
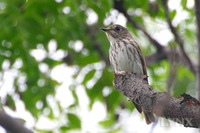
<box><xmin>115</xmin><ymin>27</ymin><xmax>120</xmax><ymax>31</ymax></box>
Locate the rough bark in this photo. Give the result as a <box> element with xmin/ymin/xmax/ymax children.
<box><xmin>113</xmin><ymin>71</ymin><xmax>200</xmax><ymax>128</ymax></box>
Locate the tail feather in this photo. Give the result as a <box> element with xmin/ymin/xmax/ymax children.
<box><xmin>132</xmin><ymin>101</ymin><xmax>155</xmax><ymax>124</ymax></box>
<box><xmin>132</xmin><ymin>101</ymin><xmax>142</xmax><ymax>113</ymax></box>
<box><xmin>144</xmin><ymin>112</ymin><xmax>155</xmax><ymax>124</ymax></box>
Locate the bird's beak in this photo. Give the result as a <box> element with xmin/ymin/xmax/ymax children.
<box><xmin>101</xmin><ymin>28</ymin><xmax>111</xmax><ymax>32</ymax></box>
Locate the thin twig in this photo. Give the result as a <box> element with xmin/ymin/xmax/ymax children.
<box><xmin>162</xmin><ymin>0</ymin><xmax>195</xmax><ymax>74</ymax></box>
<box><xmin>195</xmin><ymin>0</ymin><xmax>200</xmax><ymax>100</ymax></box>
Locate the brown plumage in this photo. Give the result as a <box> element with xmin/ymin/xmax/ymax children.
<box><xmin>101</xmin><ymin>24</ymin><xmax>155</xmax><ymax>124</ymax></box>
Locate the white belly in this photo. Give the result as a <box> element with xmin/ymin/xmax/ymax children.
<box><xmin>109</xmin><ymin>41</ymin><xmax>143</xmax><ymax>74</ymax></box>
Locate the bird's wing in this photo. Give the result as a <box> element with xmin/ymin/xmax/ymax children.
<box><xmin>136</xmin><ymin>45</ymin><xmax>148</xmax><ymax>76</ymax></box>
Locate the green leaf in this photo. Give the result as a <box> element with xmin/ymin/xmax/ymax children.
<box><xmin>60</xmin><ymin>126</ymin><xmax>70</xmax><ymax>131</ymax></box>
<box><xmin>69</xmin><ymin>85</ymin><xmax>79</xmax><ymax>107</ymax></box>
<box><xmin>106</xmin><ymin>90</ymin><xmax>121</xmax><ymax>112</ymax></box>
<box><xmin>181</xmin><ymin>0</ymin><xmax>187</xmax><ymax>9</ymax></box>
<box><xmin>67</xmin><ymin>113</ymin><xmax>81</xmax><ymax>129</ymax></box>
<box><xmin>82</xmin><ymin>69</ymin><xmax>96</xmax><ymax>85</ymax></box>
<box><xmin>6</xmin><ymin>95</ymin><xmax>16</xmax><ymax>110</ymax></box>
<box><xmin>99</xmin><ymin>118</ymin><xmax>114</xmax><ymax>128</ymax></box>
<box><xmin>170</xmin><ymin>10</ymin><xmax>176</xmax><ymax>20</ymax></box>
<box><xmin>173</xmin><ymin>66</ymin><xmax>195</xmax><ymax>96</ymax></box>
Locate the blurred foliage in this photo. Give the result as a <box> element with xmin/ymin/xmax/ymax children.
<box><xmin>0</xmin><ymin>0</ymin><xmax>197</xmax><ymax>132</ymax></box>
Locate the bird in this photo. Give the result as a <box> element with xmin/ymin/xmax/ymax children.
<box><xmin>101</xmin><ymin>24</ymin><xmax>155</xmax><ymax>124</ymax></box>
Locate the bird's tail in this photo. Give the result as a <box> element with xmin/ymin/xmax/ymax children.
<box><xmin>144</xmin><ymin>112</ymin><xmax>155</xmax><ymax>124</ymax></box>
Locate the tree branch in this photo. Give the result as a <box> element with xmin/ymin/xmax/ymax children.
<box><xmin>114</xmin><ymin>72</ymin><xmax>200</xmax><ymax>128</ymax></box>
<box><xmin>113</xmin><ymin>0</ymin><xmax>164</xmax><ymax>51</ymax></box>
<box><xmin>195</xmin><ymin>0</ymin><xmax>200</xmax><ymax>100</ymax></box>
<box><xmin>0</xmin><ymin>109</ymin><xmax>33</xmax><ymax>133</ymax></box>
<box><xmin>162</xmin><ymin>0</ymin><xmax>196</xmax><ymax>74</ymax></box>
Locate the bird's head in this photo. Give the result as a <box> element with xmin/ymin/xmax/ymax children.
<box><xmin>101</xmin><ymin>24</ymin><xmax>132</xmax><ymax>41</ymax></box>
